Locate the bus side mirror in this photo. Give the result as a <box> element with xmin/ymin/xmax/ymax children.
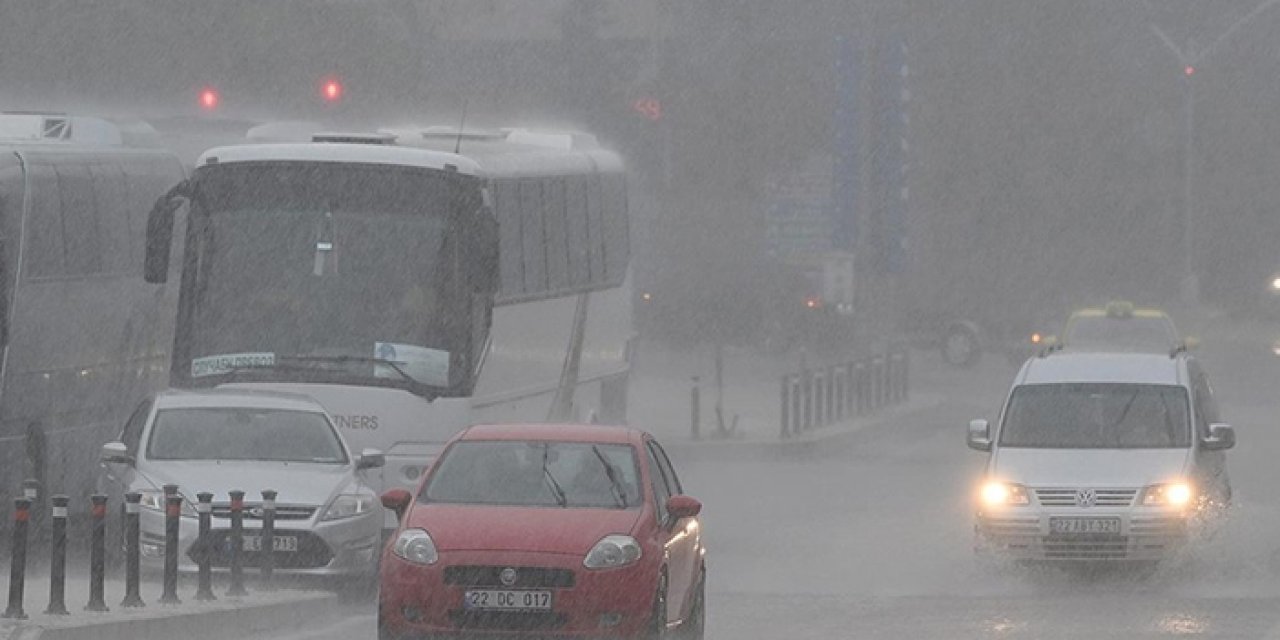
<box><xmin>144</xmin><ymin>181</ymin><xmax>189</xmax><ymax>284</ymax></box>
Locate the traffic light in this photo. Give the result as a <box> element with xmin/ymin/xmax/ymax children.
<box><xmin>198</xmin><ymin>87</ymin><xmax>219</xmax><ymax>111</ymax></box>
<box><xmin>320</xmin><ymin>77</ymin><xmax>344</xmax><ymax>103</ymax></box>
<box><xmin>1184</xmin><ymin>65</ymin><xmax>1196</xmax><ymax>77</ymax></box>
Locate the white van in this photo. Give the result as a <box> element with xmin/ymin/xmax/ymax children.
<box><xmin>968</xmin><ymin>350</ymin><xmax>1233</xmax><ymax>562</ymax></box>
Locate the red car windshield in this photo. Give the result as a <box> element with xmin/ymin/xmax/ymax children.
<box><xmin>423</xmin><ymin>441</ymin><xmax>643</xmax><ymax>509</ymax></box>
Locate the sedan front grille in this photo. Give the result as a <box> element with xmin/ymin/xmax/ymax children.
<box><xmin>448</xmin><ymin>610</ymin><xmax>567</xmax><ymax>631</ymax></box>
<box><xmin>210</xmin><ymin>503</ymin><xmax>317</xmax><ymax>521</ymax></box>
<box><xmin>1034</xmin><ymin>488</ymin><xmax>1137</xmax><ymax>508</ymax></box>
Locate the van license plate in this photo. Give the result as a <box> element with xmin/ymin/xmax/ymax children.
<box><xmin>1049</xmin><ymin>517</ymin><xmax>1120</xmax><ymax>534</ymax></box>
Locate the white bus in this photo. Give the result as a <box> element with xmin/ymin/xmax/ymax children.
<box><xmin>143</xmin><ymin>127</ymin><xmax>633</xmax><ymax>509</ymax></box>
<box><xmin>0</xmin><ymin>113</ymin><xmax>186</xmax><ymax>502</ymax></box>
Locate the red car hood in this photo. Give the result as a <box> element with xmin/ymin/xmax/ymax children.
<box><xmin>410</xmin><ymin>504</ymin><xmax>644</xmax><ymax>554</ymax></box>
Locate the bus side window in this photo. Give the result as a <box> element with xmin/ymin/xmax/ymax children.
<box><xmin>56</xmin><ymin>163</ymin><xmax>104</xmax><ymax>276</ymax></box>
<box><xmin>90</xmin><ymin>163</ymin><xmax>132</xmax><ymax>275</ymax></box>
<box><xmin>25</xmin><ymin>163</ymin><xmax>65</xmax><ymax>279</ymax></box>
<box><xmin>519</xmin><ymin>180</ymin><xmax>547</xmax><ymax>294</ymax></box>
<box><xmin>543</xmin><ymin>178</ymin><xmax>569</xmax><ymax>291</ymax></box>
<box><xmin>494</xmin><ymin>180</ymin><xmax>524</xmax><ymax>298</ymax></box>
<box><xmin>565</xmin><ymin>177</ymin><xmax>590</xmax><ymax>288</ymax></box>
<box><xmin>585</xmin><ymin>175</ymin><xmax>604</xmax><ymax>283</ymax></box>
<box><xmin>600</xmin><ymin>174</ymin><xmax>629</xmax><ymax>284</ymax></box>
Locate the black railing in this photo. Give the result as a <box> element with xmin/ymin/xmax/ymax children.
<box><xmin>779</xmin><ymin>348</ymin><xmax>909</xmax><ymax>439</ymax></box>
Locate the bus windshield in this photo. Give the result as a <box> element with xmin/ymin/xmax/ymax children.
<box><xmin>179</xmin><ymin>162</ymin><xmax>476</xmax><ymax>394</ymax></box>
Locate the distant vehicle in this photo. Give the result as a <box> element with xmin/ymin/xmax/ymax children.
<box><xmin>378</xmin><ymin>423</ymin><xmax>705</xmax><ymax>640</ymax></box>
<box><xmin>142</xmin><ymin>126</ymin><xmax>634</xmax><ymax>528</ymax></box>
<box><xmin>0</xmin><ymin>112</ymin><xmax>186</xmax><ymax>507</ymax></box>
<box><xmin>98</xmin><ymin>389</ymin><xmax>385</xmax><ymax>589</ymax></box>
<box><xmin>1055</xmin><ymin>301</ymin><xmax>1191</xmax><ymax>354</ymax></box>
<box><xmin>968</xmin><ymin>350</ymin><xmax>1233</xmax><ymax>563</ymax></box>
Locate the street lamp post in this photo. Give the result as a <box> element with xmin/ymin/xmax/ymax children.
<box><xmin>1144</xmin><ymin>0</ymin><xmax>1280</xmax><ymax>306</ymax></box>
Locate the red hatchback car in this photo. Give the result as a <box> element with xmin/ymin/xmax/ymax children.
<box><xmin>378</xmin><ymin>424</ymin><xmax>706</xmax><ymax>640</ymax></box>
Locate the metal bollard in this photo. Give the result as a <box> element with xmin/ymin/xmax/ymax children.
<box><xmin>813</xmin><ymin>371</ymin><xmax>825</xmax><ymax>427</ymax></box>
<box><xmin>86</xmin><ymin>495</ymin><xmax>109</xmax><ymax>612</ymax></box>
<box><xmin>791</xmin><ymin>376</ymin><xmax>803</xmax><ymax>435</ymax></box>
<box><xmin>780</xmin><ymin>375</ymin><xmax>792</xmax><ymax>439</ymax></box>
<box><xmin>45</xmin><ymin>495</ymin><xmax>69</xmax><ymax>615</ymax></box>
<box><xmin>195</xmin><ymin>492</ymin><xmax>215</xmax><ymax>601</ymax></box>
<box><xmin>827</xmin><ymin>367</ymin><xmax>836</xmax><ymax>424</ymax></box>
<box><xmin>3</xmin><ymin>497</ymin><xmax>31</xmax><ymax>619</ymax></box>
<box><xmin>121</xmin><ymin>492</ymin><xmax>144</xmax><ymax>608</ymax></box>
<box><xmin>160</xmin><ymin>485</ymin><xmax>182</xmax><ymax>605</ymax></box>
<box><xmin>227</xmin><ymin>490</ymin><xmax>247</xmax><ymax>596</ymax></box>
<box><xmin>690</xmin><ymin>376</ymin><xmax>701</xmax><ymax>441</ymax></box>
<box><xmin>260</xmin><ymin>489</ymin><xmax>277</xmax><ymax>589</ymax></box>
<box><xmin>855</xmin><ymin>361</ymin><xmax>868</xmax><ymax>415</ymax></box>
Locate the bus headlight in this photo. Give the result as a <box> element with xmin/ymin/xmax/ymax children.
<box><xmin>980</xmin><ymin>482</ymin><xmax>1029</xmax><ymax>507</ymax></box>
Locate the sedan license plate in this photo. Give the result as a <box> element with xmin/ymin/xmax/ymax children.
<box><xmin>1049</xmin><ymin>517</ymin><xmax>1121</xmax><ymax>535</ymax></box>
<box><xmin>242</xmin><ymin>535</ymin><xmax>298</xmax><ymax>552</ymax></box>
<box><xmin>464</xmin><ymin>590</ymin><xmax>553</xmax><ymax>611</ymax></box>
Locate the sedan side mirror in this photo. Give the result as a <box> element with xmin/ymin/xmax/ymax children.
<box><xmin>381</xmin><ymin>488</ymin><xmax>412</xmax><ymax>521</ymax></box>
<box><xmin>967</xmin><ymin>419</ymin><xmax>992</xmax><ymax>452</ymax></box>
<box><xmin>100</xmin><ymin>441</ymin><xmax>133</xmax><ymax>465</ymax></box>
<box><xmin>1202</xmin><ymin>423</ymin><xmax>1235</xmax><ymax>451</ymax></box>
<box><xmin>666</xmin><ymin>495</ymin><xmax>702</xmax><ymax>520</ymax></box>
<box><xmin>356</xmin><ymin>448</ymin><xmax>386</xmax><ymax>470</ymax></box>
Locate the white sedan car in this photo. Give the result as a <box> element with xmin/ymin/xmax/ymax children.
<box><xmin>99</xmin><ymin>389</ymin><xmax>385</xmax><ymax>586</ymax></box>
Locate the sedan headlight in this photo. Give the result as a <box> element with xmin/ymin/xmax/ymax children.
<box><xmin>1140</xmin><ymin>482</ymin><xmax>1193</xmax><ymax>507</ymax></box>
<box><xmin>392</xmin><ymin>528</ymin><xmax>438</xmax><ymax>565</ymax></box>
<box><xmin>980</xmin><ymin>481</ymin><xmax>1030</xmax><ymax>507</ymax></box>
<box><xmin>322</xmin><ymin>493</ymin><xmax>378</xmax><ymax>521</ymax></box>
<box><xmin>584</xmin><ymin>535</ymin><xmax>642</xmax><ymax>569</ymax></box>
<box><xmin>137</xmin><ymin>489</ymin><xmax>197</xmax><ymax>518</ymax></box>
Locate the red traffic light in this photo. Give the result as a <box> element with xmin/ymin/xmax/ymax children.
<box><xmin>632</xmin><ymin>97</ymin><xmax>662</xmax><ymax>121</ymax></box>
<box><xmin>199</xmin><ymin>87</ymin><xmax>219</xmax><ymax>111</ymax></box>
<box><xmin>321</xmin><ymin>77</ymin><xmax>344</xmax><ymax>103</ymax></box>
<box><xmin>1184</xmin><ymin>65</ymin><xmax>1196</xmax><ymax>77</ymax></box>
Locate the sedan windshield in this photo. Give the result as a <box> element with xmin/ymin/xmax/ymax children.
<box><xmin>999</xmin><ymin>383</ymin><xmax>1191</xmax><ymax>449</ymax></box>
<box><xmin>147</xmin><ymin>408</ymin><xmax>348</xmax><ymax>463</ymax></box>
<box><xmin>423</xmin><ymin>441</ymin><xmax>642</xmax><ymax>509</ymax></box>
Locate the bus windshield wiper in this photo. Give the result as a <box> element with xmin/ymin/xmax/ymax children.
<box><xmin>591</xmin><ymin>445</ymin><xmax>627</xmax><ymax>508</ymax></box>
<box><xmin>541</xmin><ymin>445</ymin><xmax>568</xmax><ymax>508</ymax></box>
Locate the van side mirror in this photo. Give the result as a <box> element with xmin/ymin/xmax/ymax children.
<box><xmin>356</xmin><ymin>448</ymin><xmax>386</xmax><ymax>470</ymax></box>
<box><xmin>100</xmin><ymin>441</ymin><xmax>133</xmax><ymax>465</ymax></box>
<box><xmin>967</xmin><ymin>419</ymin><xmax>992</xmax><ymax>451</ymax></box>
<box><xmin>1202</xmin><ymin>423</ymin><xmax>1235</xmax><ymax>451</ymax></box>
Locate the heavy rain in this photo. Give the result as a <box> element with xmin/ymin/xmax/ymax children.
<box><xmin>3</xmin><ymin>2</ymin><xmax>1280</xmax><ymax>639</ymax></box>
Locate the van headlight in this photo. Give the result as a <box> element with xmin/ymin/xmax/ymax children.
<box><xmin>584</xmin><ymin>535</ymin><xmax>642</xmax><ymax>569</ymax></box>
<box><xmin>392</xmin><ymin>528</ymin><xmax>438</xmax><ymax>565</ymax></box>
<box><xmin>1140</xmin><ymin>482</ymin><xmax>1193</xmax><ymax>507</ymax></box>
<box><xmin>322</xmin><ymin>492</ymin><xmax>377</xmax><ymax>520</ymax></box>
<box><xmin>980</xmin><ymin>481</ymin><xmax>1030</xmax><ymax>507</ymax></box>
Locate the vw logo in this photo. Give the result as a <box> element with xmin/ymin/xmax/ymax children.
<box><xmin>1075</xmin><ymin>489</ymin><xmax>1097</xmax><ymax>508</ymax></box>
<box><xmin>249</xmin><ymin>507</ymin><xmax>265</xmax><ymax>518</ymax></box>
<box><xmin>499</xmin><ymin>567</ymin><xmax>518</xmax><ymax>587</ymax></box>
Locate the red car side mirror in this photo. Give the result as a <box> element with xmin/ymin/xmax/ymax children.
<box><xmin>381</xmin><ymin>488</ymin><xmax>412</xmax><ymax>520</ymax></box>
<box><xmin>666</xmin><ymin>495</ymin><xmax>702</xmax><ymax>520</ymax></box>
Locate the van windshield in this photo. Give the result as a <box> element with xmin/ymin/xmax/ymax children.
<box><xmin>999</xmin><ymin>383</ymin><xmax>1191</xmax><ymax>449</ymax></box>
